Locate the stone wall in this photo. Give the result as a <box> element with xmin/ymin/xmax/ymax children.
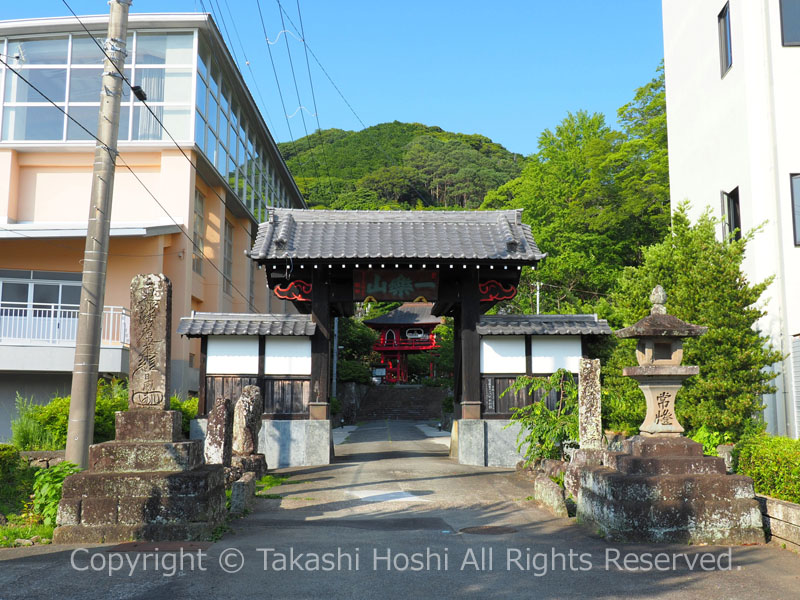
<box><xmin>758</xmin><ymin>495</ymin><xmax>800</xmax><ymax>552</ymax></box>
<box><xmin>457</xmin><ymin>419</ymin><xmax>525</xmax><ymax>467</ymax></box>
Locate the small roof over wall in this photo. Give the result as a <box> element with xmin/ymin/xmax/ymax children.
<box><xmin>363</xmin><ymin>303</ymin><xmax>443</xmax><ymax>327</ymax></box>
<box><xmin>177</xmin><ymin>313</ymin><xmax>316</xmax><ymax>337</ymax></box>
<box><xmin>477</xmin><ymin>314</ymin><xmax>612</xmax><ymax>336</ymax></box>
<box><xmin>249</xmin><ymin>208</ymin><xmax>546</xmax><ymax>265</ymax></box>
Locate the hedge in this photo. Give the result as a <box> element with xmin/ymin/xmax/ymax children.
<box><xmin>734</xmin><ymin>433</ymin><xmax>800</xmax><ymax>504</ymax></box>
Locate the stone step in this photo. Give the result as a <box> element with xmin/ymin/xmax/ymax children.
<box><xmin>620</xmin><ymin>436</ymin><xmax>704</xmax><ymax>457</ymax></box>
<box><xmin>61</xmin><ymin>466</ymin><xmax>225</xmax><ymax>499</ymax></box>
<box><xmin>578</xmin><ymin>487</ymin><xmax>765</xmax><ymax>544</ymax></box>
<box><xmin>580</xmin><ymin>468</ymin><xmax>756</xmax><ymax>503</ymax></box>
<box><xmin>115</xmin><ymin>409</ymin><xmax>183</xmax><ymax>443</ymax></box>
<box><xmin>88</xmin><ymin>440</ymin><xmax>203</xmax><ymax>473</ymax></box>
<box><xmin>611</xmin><ymin>454</ymin><xmax>726</xmax><ymax>475</ymax></box>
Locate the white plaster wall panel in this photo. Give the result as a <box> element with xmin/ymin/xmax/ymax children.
<box><xmin>206</xmin><ymin>335</ymin><xmax>259</xmax><ymax>374</ymax></box>
<box><xmin>480</xmin><ymin>336</ymin><xmax>525</xmax><ymax>374</ymax></box>
<box><xmin>530</xmin><ymin>336</ymin><xmax>582</xmax><ymax>374</ymax></box>
<box><xmin>264</xmin><ymin>336</ymin><xmax>311</xmax><ymax>375</ymax></box>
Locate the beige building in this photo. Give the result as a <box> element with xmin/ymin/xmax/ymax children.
<box><xmin>0</xmin><ymin>13</ymin><xmax>305</xmax><ymax>439</ymax></box>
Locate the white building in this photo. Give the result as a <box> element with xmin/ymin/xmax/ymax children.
<box><xmin>662</xmin><ymin>0</ymin><xmax>800</xmax><ymax>438</ymax></box>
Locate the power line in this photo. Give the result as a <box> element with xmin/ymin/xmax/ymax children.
<box><xmin>274</xmin><ymin>2</ymin><xmax>432</xmax><ymax>208</ymax></box>
<box><xmin>295</xmin><ymin>0</ymin><xmax>338</xmax><ymax>205</ymax></box>
<box><xmin>0</xmin><ymin>54</ymin><xmax>259</xmax><ymax>313</ymax></box>
<box><xmin>275</xmin><ymin>0</ymin><xmax>323</xmax><ymax>198</ymax></box>
<box><xmin>59</xmin><ymin>0</ymin><xmax>268</xmax><ymax>247</ymax></box>
<box><xmin>254</xmin><ymin>0</ymin><xmax>301</xmax><ymax>164</ymax></box>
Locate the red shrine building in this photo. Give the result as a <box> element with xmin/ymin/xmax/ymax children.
<box><xmin>364</xmin><ymin>303</ymin><xmax>443</xmax><ymax>383</ymax></box>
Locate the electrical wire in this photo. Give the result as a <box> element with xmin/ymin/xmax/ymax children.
<box><xmin>59</xmin><ymin>0</ymin><xmax>274</xmax><ymax>247</ymax></box>
<box><xmin>0</xmin><ymin>54</ymin><xmax>259</xmax><ymax>312</ymax></box>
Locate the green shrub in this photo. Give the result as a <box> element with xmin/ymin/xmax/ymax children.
<box><xmin>0</xmin><ymin>444</ymin><xmax>35</xmax><ymax>517</ymax></box>
<box><xmin>170</xmin><ymin>396</ymin><xmax>198</xmax><ymax>437</ymax></box>
<box><xmin>10</xmin><ymin>396</ymin><xmax>58</xmax><ymax>451</ymax></box>
<box><xmin>337</xmin><ymin>359</ymin><xmax>372</xmax><ymax>384</ymax></box>
<box><xmin>600</xmin><ymin>388</ymin><xmax>643</xmax><ymax>437</ymax></box>
<box><xmin>329</xmin><ymin>396</ymin><xmax>342</xmax><ymax>415</ymax></box>
<box><xmin>441</xmin><ymin>395</ymin><xmax>454</xmax><ymax>414</ymax></box>
<box><xmin>506</xmin><ymin>369</ymin><xmax>579</xmax><ymax>463</ymax></box>
<box><xmin>689</xmin><ymin>425</ymin><xmax>734</xmax><ymax>456</ymax></box>
<box><xmin>32</xmin><ymin>461</ymin><xmax>81</xmax><ymax>526</ymax></box>
<box><xmin>733</xmin><ymin>433</ymin><xmax>800</xmax><ymax>504</ymax></box>
<box><xmin>11</xmin><ymin>378</ymin><xmax>129</xmax><ymax>450</ymax></box>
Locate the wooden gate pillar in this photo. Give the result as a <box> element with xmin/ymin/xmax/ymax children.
<box><xmin>309</xmin><ymin>269</ymin><xmax>331</xmax><ymax>420</ymax></box>
<box><xmin>460</xmin><ymin>268</ymin><xmax>481</xmax><ymax>419</ymax></box>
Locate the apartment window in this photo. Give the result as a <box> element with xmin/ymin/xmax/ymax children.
<box><xmin>223</xmin><ymin>219</ymin><xmax>234</xmax><ymax>296</ymax></box>
<box><xmin>192</xmin><ymin>191</ymin><xmax>204</xmax><ymax>275</ymax></box>
<box><xmin>718</xmin><ymin>2</ymin><xmax>733</xmax><ymax>76</ymax></box>
<box><xmin>0</xmin><ymin>31</ymin><xmax>194</xmax><ymax>143</ymax></box>
<box><xmin>721</xmin><ymin>187</ymin><xmax>741</xmax><ymax>240</ymax></box>
<box><xmin>791</xmin><ymin>174</ymin><xmax>800</xmax><ymax>245</ymax></box>
<box><xmin>781</xmin><ymin>0</ymin><xmax>800</xmax><ymax>45</ymax></box>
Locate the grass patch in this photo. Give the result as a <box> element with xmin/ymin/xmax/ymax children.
<box><xmin>255</xmin><ymin>474</ymin><xmax>291</xmax><ymax>490</ymax></box>
<box><xmin>0</xmin><ymin>522</ymin><xmax>54</xmax><ymax>548</ymax></box>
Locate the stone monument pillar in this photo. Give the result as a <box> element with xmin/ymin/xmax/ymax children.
<box><xmin>230</xmin><ymin>385</ymin><xmax>267</xmax><ymax>480</ymax></box>
<box><xmin>575</xmin><ymin>286</ymin><xmax>764</xmax><ymax>544</ymax></box>
<box><xmin>53</xmin><ymin>274</ymin><xmax>225</xmax><ymax>543</ymax></box>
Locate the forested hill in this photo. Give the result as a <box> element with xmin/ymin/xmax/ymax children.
<box><xmin>277</xmin><ymin>121</ymin><xmax>523</xmax><ymax>210</ymax></box>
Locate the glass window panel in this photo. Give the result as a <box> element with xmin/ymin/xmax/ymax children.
<box><xmin>207</xmin><ymin>94</ymin><xmax>218</xmax><ymax>130</ymax></box>
<box><xmin>70</xmin><ymin>36</ymin><xmax>106</xmax><ymax>65</ymax></box>
<box><xmin>197</xmin><ymin>46</ymin><xmax>208</xmax><ymax>79</ymax></box>
<box><xmin>1</xmin><ymin>282</ymin><xmax>28</xmax><ymax>305</ymax></box>
<box><xmin>208</xmin><ymin>130</ymin><xmax>218</xmax><ymax>165</ymax></box>
<box><xmin>131</xmin><ymin>105</ymin><xmax>190</xmax><ymax>141</ymax></box>
<box><xmin>219</xmin><ymin>114</ymin><xmax>229</xmax><ymax>148</ymax></box>
<box><xmin>782</xmin><ymin>0</ymin><xmax>800</xmax><ymax>45</ymax></box>
<box><xmin>135</xmin><ymin>33</ymin><xmax>193</xmax><ymax>65</ymax></box>
<box><xmin>68</xmin><ymin>67</ymin><xmax>102</xmax><ymax>102</ymax></box>
<box><xmin>8</xmin><ymin>37</ymin><xmax>68</xmax><ymax>65</ymax></box>
<box><xmin>209</xmin><ymin>68</ymin><xmax>218</xmax><ymax>98</ymax></box>
<box><xmin>66</xmin><ymin>104</ymin><xmax>129</xmax><ymax>141</ymax></box>
<box><xmin>216</xmin><ymin>145</ymin><xmax>227</xmax><ymax>172</ymax></box>
<box><xmin>196</xmin><ymin>74</ymin><xmax>207</xmax><ymax>114</ymax></box>
<box><xmin>219</xmin><ymin>82</ymin><xmax>229</xmax><ymax>116</ymax></box>
<box><xmin>195</xmin><ymin>111</ymin><xmax>206</xmax><ymax>151</ymax></box>
<box><xmin>4</xmin><ymin>68</ymin><xmax>67</xmax><ymax>102</ymax></box>
<box><xmin>227</xmin><ymin>154</ymin><xmax>235</xmax><ymax>179</ymax></box>
<box><xmin>237</xmin><ymin>139</ymin><xmax>246</xmax><ymax>169</ymax></box>
<box><xmin>230</xmin><ymin>106</ymin><xmax>237</xmax><ymax>132</ymax></box>
<box><xmin>32</xmin><ymin>284</ymin><xmax>59</xmax><ymax>307</ymax></box>
<box><xmin>133</xmin><ymin>68</ymin><xmax>191</xmax><ymax>103</ymax></box>
<box><xmin>60</xmin><ymin>285</ymin><xmax>81</xmax><ymax>305</ymax></box>
<box><xmin>2</xmin><ymin>106</ymin><xmax>64</xmax><ymax>141</ymax></box>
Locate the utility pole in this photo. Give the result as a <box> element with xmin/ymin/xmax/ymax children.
<box><xmin>65</xmin><ymin>0</ymin><xmax>131</xmax><ymax>468</ymax></box>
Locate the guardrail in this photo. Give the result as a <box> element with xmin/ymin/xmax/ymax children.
<box><xmin>0</xmin><ymin>302</ymin><xmax>130</xmax><ymax>346</ymax></box>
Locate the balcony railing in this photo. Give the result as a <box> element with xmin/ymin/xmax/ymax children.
<box><xmin>0</xmin><ymin>302</ymin><xmax>130</xmax><ymax>347</ymax></box>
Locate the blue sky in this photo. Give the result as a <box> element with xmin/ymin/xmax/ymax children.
<box><xmin>2</xmin><ymin>1</ymin><xmax>665</xmax><ymax>156</ymax></box>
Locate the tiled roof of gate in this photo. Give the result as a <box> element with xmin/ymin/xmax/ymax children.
<box><xmin>249</xmin><ymin>208</ymin><xmax>546</xmax><ymax>263</ymax></box>
<box><xmin>177</xmin><ymin>313</ymin><xmax>316</xmax><ymax>337</ymax></box>
<box><xmin>477</xmin><ymin>314</ymin><xmax>612</xmax><ymax>336</ymax></box>
<box><xmin>363</xmin><ymin>303</ymin><xmax>443</xmax><ymax>327</ymax></box>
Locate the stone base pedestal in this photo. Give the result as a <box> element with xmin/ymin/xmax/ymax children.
<box><xmin>225</xmin><ymin>454</ymin><xmax>267</xmax><ymax>487</ymax></box>
<box><xmin>53</xmin><ymin>411</ymin><xmax>225</xmax><ymax>544</ymax></box>
<box><xmin>576</xmin><ymin>436</ymin><xmax>764</xmax><ymax>544</ymax></box>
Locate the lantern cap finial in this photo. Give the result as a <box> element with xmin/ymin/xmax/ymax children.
<box><xmin>650</xmin><ymin>285</ymin><xmax>667</xmax><ymax>315</ymax></box>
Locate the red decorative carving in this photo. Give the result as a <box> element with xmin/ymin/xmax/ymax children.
<box><xmin>274</xmin><ymin>280</ymin><xmax>312</xmax><ymax>302</ymax></box>
<box><xmin>479</xmin><ymin>279</ymin><xmax>517</xmax><ymax>302</ymax></box>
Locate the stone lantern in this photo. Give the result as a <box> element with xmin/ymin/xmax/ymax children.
<box><xmin>614</xmin><ymin>285</ymin><xmax>707</xmax><ymax>437</ymax></box>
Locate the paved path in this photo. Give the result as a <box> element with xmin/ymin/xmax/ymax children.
<box><xmin>1</xmin><ymin>420</ymin><xmax>798</xmax><ymax>599</ymax></box>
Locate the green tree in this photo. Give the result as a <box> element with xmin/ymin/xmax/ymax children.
<box><xmin>603</xmin><ymin>205</ymin><xmax>783</xmax><ymax>441</ymax></box>
<box><xmin>481</xmin><ymin>64</ymin><xmax>670</xmax><ymax>314</ymax></box>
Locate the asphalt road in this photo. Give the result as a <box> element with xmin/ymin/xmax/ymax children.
<box><xmin>1</xmin><ymin>420</ymin><xmax>798</xmax><ymax>599</ymax></box>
